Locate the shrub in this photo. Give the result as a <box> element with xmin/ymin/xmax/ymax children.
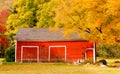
<box><xmin>97</xmin><ymin>44</ymin><xmax>120</xmax><ymax>58</ymax></box>
<box><xmin>5</xmin><ymin>45</ymin><xmax>15</xmax><ymax>62</ymax></box>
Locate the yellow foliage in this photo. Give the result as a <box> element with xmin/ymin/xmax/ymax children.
<box><xmin>53</xmin><ymin>0</ymin><xmax>120</xmax><ymax>45</ymax></box>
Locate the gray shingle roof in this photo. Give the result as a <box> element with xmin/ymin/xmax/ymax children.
<box><xmin>15</xmin><ymin>28</ymin><xmax>83</xmax><ymax>41</ymax></box>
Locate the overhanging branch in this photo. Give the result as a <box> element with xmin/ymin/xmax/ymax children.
<box><xmin>96</xmin><ymin>27</ymin><xmax>102</xmax><ymax>33</ymax></box>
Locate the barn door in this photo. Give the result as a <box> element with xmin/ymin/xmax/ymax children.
<box><xmin>21</xmin><ymin>46</ymin><xmax>39</xmax><ymax>62</ymax></box>
<box><xmin>49</xmin><ymin>46</ymin><xmax>66</xmax><ymax>62</ymax></box>
<box><xmin>85</xmin><ymin>48</ymin><xmax>93</xmax><ymax>63</ymax></box>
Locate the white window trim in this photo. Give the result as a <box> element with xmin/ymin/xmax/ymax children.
<box><xmin>15</xmin><ymin>41</ymin><xmax>17</xmax><ymax>62</ymax></box>
<box><xmin>21</xmin><ymin>46</ymin><xmax>39</xmax><ymax>63</ymax></box>
<box><xmin>85</xmin><ymin>43</ymin><xmax>96</xmax><ymax>63</ymax></box>
<box><xmin>48</xmin><ymin>46</ymin><xmax>66</xmax><ymax>62</ymax></box>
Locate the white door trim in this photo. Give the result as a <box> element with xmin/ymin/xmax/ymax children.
<box><xmin>48</xmin><ymin>45</ymin><xmax>66</xmax><ymax>62</ymax></box>
<box><xmin>21</xmin><ymin>46</ymin><xmax>39</xmax><ymax>63</ymax></box>
<box><xmin>15</xmin><ymin>41</ymin><xmax>17</xmax><ymax>62</ymax></box>
<box><xmin>85</xmin><ymin>43</ymin><xmax>96</xmax><ymax>63</ymax></box>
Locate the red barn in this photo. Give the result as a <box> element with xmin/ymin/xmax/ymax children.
<box><xmin>15</xmin><ymin>28</ymin><xmax>96</xmax><ymax>63</ymax></box>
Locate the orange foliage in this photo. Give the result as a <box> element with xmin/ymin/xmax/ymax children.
<box><xmin>0</xmin><ymin>9</ymin><xmax>10</xmax><ymax>50</ymax></box>
<box><xmin>0</xmin><ymin>25</ymin><xmax>6</xmax><ymax>33</ymax></box>
<box><xmin>0</xmin><ymin>9</ymin><xmax>11</xmax><ymax>25</ymax></box>
<box><xmin>0</xmin><ymin>36</ymin><xmax>8</xmax><ymax>48</ymax></box>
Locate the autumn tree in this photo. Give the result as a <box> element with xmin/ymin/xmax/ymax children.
<box><xmin>0</xmin><ymin>1</ymin><xmax>11</xmax><ymax>57</ymax></box>
<box><xmin>0</xmin><ymin>0</ymin><xmax>12</xmax><ymax>57</ymax></box>
<box><xmin>7</xmin><ymin>0</ymin><xmax>120</xmax><ymax>45</ymax></box>
<box><xmin>36</xmin><ymin>0</ymin><xmax>56</xmax><ymax>28</ymax></box>
<box><xmin>52</xmin><ymin>0</ymin><xmax>120</xmax><ymax>45</ymax></box>
<box><xmin>7</xmin><ymin>0</ymin><xmax>56</xmax><ymax>34</ymax></box>
<box><xmin>6</xmin><ymin>0</ymin><xmax>57</xmax><ymax>46</ymax></box>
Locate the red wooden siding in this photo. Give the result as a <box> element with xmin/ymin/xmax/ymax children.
<box><xmin>39</xmin><ymin>46</ymin><xmax>48</xmax><ymax>61</ymax></box>
<box><xmin>16</xmin><ymin>41</ymin><xmax>95</xmax><ymax>63</ymax></box>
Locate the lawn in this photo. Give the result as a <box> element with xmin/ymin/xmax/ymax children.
<box><xmin>0</xmin><ymin>62</ymin><xmax>120</xmax><ymax>74</ymax></box>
